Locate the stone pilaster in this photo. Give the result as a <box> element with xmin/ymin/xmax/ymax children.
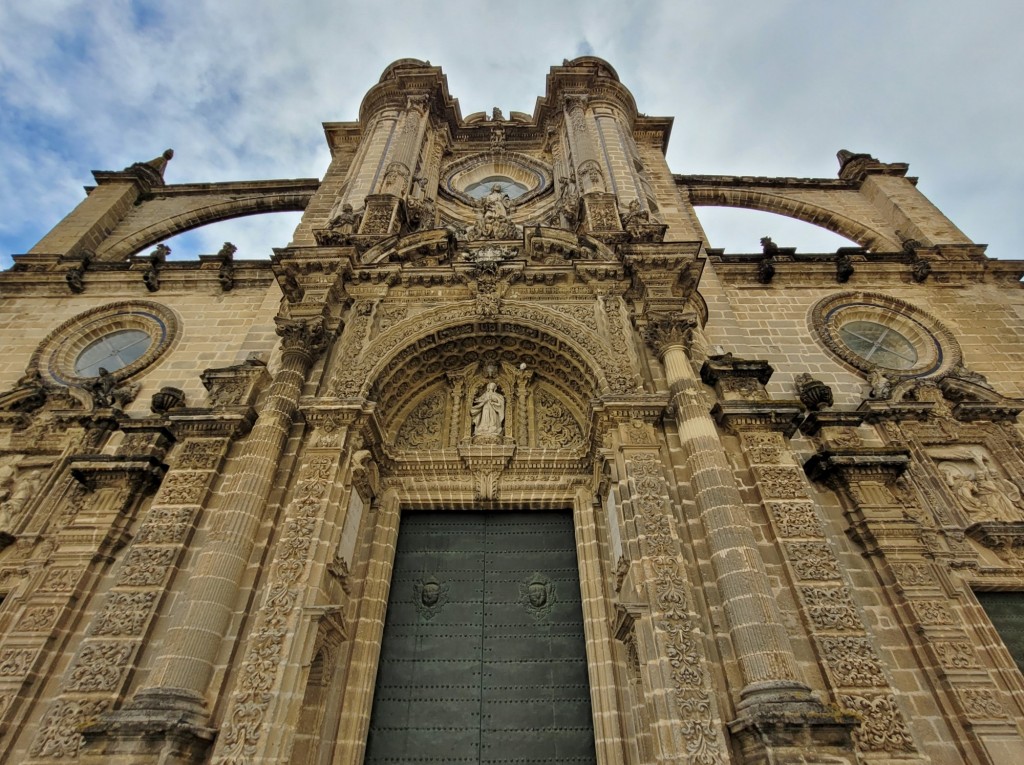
<box><xmin>807</xmin><ymin>446</ymin><xmax>1024</xmax><ymax>762</ymax></box>
<box><xmin>210</xmin><ymin>402</ymin><xmax>369</xmax><ymax>764</ymax></box>
<box><xmin>16</xmin><ymin>452</ymin><xmax>167</xmax><ymax>763</ymax></box>
<box><xmin>127</xmin><ymin>316</ymin><xmax>331</xmax><ymax>728</ymax></box>
<box><xmin>717</xmin><ymin>404</ymin><xmax>919</xmax><ymax>763</ymax></box>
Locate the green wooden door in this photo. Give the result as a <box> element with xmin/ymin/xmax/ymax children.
<box><xmin>365</xmin><ymin>511</ymin><xmax>597</xmax><ymax>764</ymax></box>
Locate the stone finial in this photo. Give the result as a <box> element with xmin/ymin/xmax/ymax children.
<box><xmin>151</xmin><ymin>386</ymin><xmax>186</xmax><ymax>414</ymax></box>
<box><xmin>760</xmin><ymin>236</ymin><xmax>779</xmax><ymax>256</ymax></box>
<box><xmin>795</xmin><ymin>373</ymin><xmax>834</xmax><ymax>410</ymax></box>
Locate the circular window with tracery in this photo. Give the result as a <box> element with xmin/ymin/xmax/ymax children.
<box><xmin>31</xmin><ymin>301</ymin><xmax>179</xmax><ymax>386</ymax></box>
<box><xmin>811</xmin><ymin>292</ymin><xmax>960</xmax><ymax>379</ymax></box>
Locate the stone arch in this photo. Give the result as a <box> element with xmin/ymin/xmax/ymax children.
<box><xmin>95</xmin><ymin>189</ymin><xmax>313</xmax><ymax>261</ymax></box>
<box><xmin>330</xmin><ymin>300</ymin><xmax>634</xmax><ymax>408</ymax></box>
<box><xmin>688</xmin><ymin>186</ymin><xmax>902</xmax><ymax>251</ymax></box>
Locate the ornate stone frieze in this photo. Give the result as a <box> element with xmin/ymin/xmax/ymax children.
<box><xmin>116</xmin><ymin>547</ymin><xmax>176</xmax><ymax>587</ymax></box>
<box><xmin>754</xmin><ymin>466</ymin><xmax>807</xmax><ymax>500</ymax></box>
<box><xmin>28</xmin><ymin>698</ymin><xmax>110</xmax><ymax>760</ymax></box>
<box><xmin>909</xmin><ymin>599</ymin><xmax>955</xmax><ymax>627</ymax></box>
<box><xmin>838</xmin><ymin>693</ymin><xmax>916</xmax><ymax>754</ymax></box>
<box><xmin>65</xmin><ymin>642</ymin><xmax>134</xmax><ymax>692</ymax></box>
<box><xmin>90</xmin><ymin>592</ymin><xmax>158</xmax><ymax>636</ymax></box>
<box><xmin>767</xmin><ymin>502</ymin><xmax>823</xmax><ymax>538</ymax></box>
<box><xmin>395</xmin><ymin>390</ymin><xmax>446</xmax><ymax>450</ymax></box>
<box><xmin>214</xmin><ymin>451</ymin><xmax>340</xmax><ymax>763</ymax></box>
<box><xmin>799</xmin><ymin>586</ymin><xmax>861</xmax><ymax>632</ymax></box>
<box><xmin>787</xmin><ymin>542</ymin><xmax>841</xmax><ymax>581</ymax></box>
<box><xmin>956</xmin><ymin>687</ymin><xmax>1008</xmax><ymax>720</ymax></box>
<box><xmin>818</xmin><ymin>637</ymin><xmax>887</xmax><ymax>687</ymax></box>
<box><xmin>155</xmin><ymin>471</ymin><xmax>209</xmax><ymax>506</ymax></box>
<box><xmin>931</xmin><ymin>640</ymin><xmax>981</xmax><ymax>670</ymax></box>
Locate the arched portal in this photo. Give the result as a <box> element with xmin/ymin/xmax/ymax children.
<box><xmin>332</xmin><ymin>304</ymin><xmax>632</xmax><ymax>765</ymax></box>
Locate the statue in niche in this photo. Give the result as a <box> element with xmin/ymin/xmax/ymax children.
<box><xmin>933</xmin><ymin>446</ymin><xmax>1024</xmax><ymax>522</ymax></box>
<box><xmin>0</xmin><ymin>469</ymin><xmax>41</xmax><ymax>524</ymax></box>
<box><xmin>471</xmin><ymin>382</ymin><xmax>505</xmax><ymax>440</ymax></box>
<box><xmin>465</xmin><ymin>184</ymin><xmax>519</xmax><ymax>240</ymax></box>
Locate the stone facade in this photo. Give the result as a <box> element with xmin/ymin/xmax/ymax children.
<box><xmin>0</xmin><ymin>56</ymin><xmax>1023</xmax><ymax>764</ymax></box>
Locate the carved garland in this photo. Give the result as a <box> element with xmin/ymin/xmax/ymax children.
<box><xmin>627</xmin><ymin>452</ymin><xmax>724</xmax><ymax>763</ymax></box>
<box><xmin>214</xmin><ymin>452</ymin><xmax>339</xmax><ymax>764</ymax></box>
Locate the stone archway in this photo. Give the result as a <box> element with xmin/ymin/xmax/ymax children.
<box><xmin>330</xmin><ymin>304</ymin><xmax>633</xmax><ymax>765</ymax></box>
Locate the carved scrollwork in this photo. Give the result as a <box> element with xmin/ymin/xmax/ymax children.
<box><xmin>275</xmin><ymin>316</ymin><xmax>330</xmax><ymax>362</ymax></box>
<box><xmin>839</xmin><ymin>693</ymin><xmax>916</xmax><ymax>754</ymax></box>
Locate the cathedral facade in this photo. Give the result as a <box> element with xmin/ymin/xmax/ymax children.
<box><xmin>0</xmin><ymin>57</ymin><xmax>1023</xmax><ymax>764</ymax></box>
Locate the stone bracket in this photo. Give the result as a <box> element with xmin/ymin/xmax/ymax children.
<box><xmin>711</xmin><ymin>400</ymin><xmax>805</xmax><ymax>437</ymax></box>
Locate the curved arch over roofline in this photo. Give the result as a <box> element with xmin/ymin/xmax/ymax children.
<box><xmin>329</xmin><ymin>300</ymin><xmax>638</xmax><ymax>403</ymax></box>
<box><xmin>95</xmin><ymin>186</ymin><xmax>315</xmax><ymax>261</ymax></box>
<box><xmin>686</xmin><ymin>186</ymin><xmax>902</xmax><ymax>252</ymax></box>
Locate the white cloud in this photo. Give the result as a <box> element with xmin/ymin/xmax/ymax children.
<box><xmin>1</xmin><ymin>0</ymin><xmax>1022</xmax><ymax>267</ymax></box>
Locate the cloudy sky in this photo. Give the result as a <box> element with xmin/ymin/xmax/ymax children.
<box><xmin>1</xmin><ymin>1</ymin><xmax>1022</xmax><ymax>269</ymax></box>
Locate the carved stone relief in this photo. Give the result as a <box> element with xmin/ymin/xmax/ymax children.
<box><xmin>928</xmin><ymin>445</ymin><xmax>1023</xmax><ymax>523</ymax></box>
<box><xmin>395</xmin><ymin>390</ymin><xmax>446</xmax><ymax>450</ymax></box>
<box><xmin>535</xmin><ymin>390</ymin><xmax>583</xmax><ymax>448</ymax></box>
<box><xmin>413</xmin><ymin>575</ymin><xmax>449</xmax><ymax>621</ymax></box>
<box><xmin>767</xmin><ymin>502</ymin><xmax>823</xmax><ymax>538</ymax></box>
<box><xmin>519</xmin><ymin>572</ymin><xmax>556</xmax><ymax>622</ymax></box>
<box><xmin>818</xmin><ymin>637</ymin><xmax>887</xmax><ymax>687</ymax></box>
<box><xmin>838</xmin><ymin>693</ymin><xmax>916</xmax><ymax>754</ymax></box>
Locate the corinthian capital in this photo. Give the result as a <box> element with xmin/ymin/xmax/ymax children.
<box><xmin>275</xmin><ymin>316</ymin><xmax>330</xmax><ymax>362</ymax></box>
<box><xmin>640</xmin><ymin>315</ymin><xmax>696</xmax><ymax>358</ymax></box>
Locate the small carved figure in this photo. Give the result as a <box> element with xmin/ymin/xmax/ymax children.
<box><xmin>867</xmin><ymin>369</ymin><xmax>893</xmax><ymax>399</ymax></box>
<box><xmin>142</xmin><ymin>266</ymin><xmax>160</xmax><ymax>292</ymax></box>
<box><xmin>328</xmin><ymin>202</ymin><xmax>362</xmax><ymax>235</ymax></box>
<box><xmin>760</xmin><ymin>236</ymin><xmax>780</xmax><ymax>256</ymax></box>
<box><xmin>217</xmin><ymin>242</ymin><xmax>236</xmax><ymax>291</ymax></box>
<box><xmin>490</xmin><ymin>125</ymin><xmax>506</xmax><ymax>153</ymax></box>
<box><xmin>1</xmin><ymin>469</ymin><xmax>41</xmax><ymax>521</ymax></box>
<box><xmin>756</xmin><ymin>257</ymin><xmax>776</xmax><ymax>284</ymax></box>
<box><xmin>547</xmin><ymin>172</ymin><xmax>579</xmax><ymax>230</ymax></box>
<box><xmin>89</xmin><ymin>368</ymin><xmax>119</xmax><ymax>407</ymax></box>
<box><xmin>466</xmin><ymin>185</ymin><xmax>519</xmax><ymax>240</ymax></box>
<box><xmin>87</xmin><ymin>368</ymin><xmax>139</xmax><ymax>410</ymax></box>
<box><xmin>491</xmin><ymin>106</ymin><xmax>504</xmax><ymax>121</ymax></box>
<box><xmin>407</xmin><ymin>195</ymin><xmax>436</xmax><ymax>232</ymax></box>
<box><xmin>65</xmin><ymin>267</ymin><xmax>85</xmax><ymax>293</ymax></box>
<box><xmin>836</xmin><ymin>253</ymin><xmax>854</xmax><ymax>283</ymax></box>
<box><xmin>911</xmin><ymin>258</ymin><xmax>932</xmax><ymax>283</ymax></box>
<box><xmin>934</xmin><ymin>448</ymin><xmax>1023</xmax><ymax>523</ymax></box>
<box><xmin>619</xmin><ymin>199</ymin><xmax>651</xmax><ymax>240</ymax></box>
<box><xmin>471</xmin><ymin>382</ymin><xmax>505</xmax><ymax>439</ymax></box>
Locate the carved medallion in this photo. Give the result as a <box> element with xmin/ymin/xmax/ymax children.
<box><xmin>413</xmin><ymin>575</ymin><xmax>450</xmax><ymax>620</ymax></box>
<box><xmin>520</xmin><ymin>572</ymin><xmax>556</xmax><ymax>622</ymax></box>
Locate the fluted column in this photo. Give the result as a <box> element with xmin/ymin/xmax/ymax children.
<box><xmin>642</xmin><ymin>317</ymin><xmax>815</xmax><ymax>712</ymax></box>
<box><xmin>132</xmin><ymin>317</ymin><xmax>329</xmax><ymax>718</ymax></box>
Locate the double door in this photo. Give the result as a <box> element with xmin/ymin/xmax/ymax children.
<box><xmin>365</xmin><ymin>511</ymin><xmax>597</xmax><ymax>764</ymax></box>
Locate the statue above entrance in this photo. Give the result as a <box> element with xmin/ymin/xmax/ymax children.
<box><xmin>471</xmin><ymin>382</ymin><xmax>506</xmax><ymax>442</ymax></box>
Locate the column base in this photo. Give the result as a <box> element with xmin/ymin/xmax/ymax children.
<box><xmin>724</xmin><ymin>704</ymin><xmax>860</xmax><ymax>765</ymax></box>
<box><xmin>728</xmin><ymin>692</ymin><xmax>860</xmax><ymax>765</ymax></box>
<box><xmin>81</xmin><ymin>688</ymin><xmax>215</xmax><ymax>764</ymax></box>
